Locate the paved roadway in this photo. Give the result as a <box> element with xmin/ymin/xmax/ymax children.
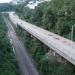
<box><xmin>3</xmin><ymin>16</ymin><xmax>39</xmax><ymax>75</ymax></box>
<box><xmin>9</xmin><ymin>12</ymin><xmax>75</xmax><ymax>65</ymax></box>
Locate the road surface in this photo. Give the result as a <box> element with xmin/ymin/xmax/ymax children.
<box><xmin>3</xmin><ymin>16</ymin><xmax>39</xmax><ymax>75</ymax></box>
<box><xmin>9</xmin><ymin>12</ymin><xmax>75</xmax><ymax>65</ymax></box>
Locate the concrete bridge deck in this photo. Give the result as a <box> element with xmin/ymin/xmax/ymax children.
<box><xmin>9</xmin><ymin>12</ymin><xmax>75</xmax><ymax>65</ymax></box>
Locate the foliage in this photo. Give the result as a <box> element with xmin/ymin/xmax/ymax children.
<box><xmin>0</xmin><ymin>14</ymin><xmax>19</xmax><ymax>75</ymax></box>
<box><xmin>15</xmin><ymin>0</ymin><xmax>75</xmax><ymax>75</ymax></box>
<box><xmin>15</xmin><ymin>0</ymin><xmax>75</xmax><ymax>40</ymax></box>
<box><xmin>0</xmin><ymin>3</ymin><xmax>15</xmax><ymax>12</ymax></box>
<box><xmin>16</xmin><ymin>26</ymin><xmax>75</xmax><ymax>75</ymax></box>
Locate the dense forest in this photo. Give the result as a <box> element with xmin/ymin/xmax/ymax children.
<box><xmin>0</xmin><ymin>3</ymin><xmax>15</xmax><ymax>12</ymax></box>
<box><xmin>0</xmin><ymin>14</ymin><xmax>19</xmax><ymax>75</ymax></box>
<box><xmin>16</xmin><ymin>25</ymin><xmax>75</xmax><ymax>75</ymax></box>
<box><xmin>15</xmin><ymin>0</ymin><xmax>75</xmax><ymax>75</ymax></box>
<box><xmin>16</xmin><ymin>0</ymin><xmax>75</xmax><ymax>40</ymax></box>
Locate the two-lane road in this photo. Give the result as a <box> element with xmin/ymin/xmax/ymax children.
<box><xmin>3</xmin><ymin>16</ymin><xmax>39</xmax><ymax>75</ymax></box>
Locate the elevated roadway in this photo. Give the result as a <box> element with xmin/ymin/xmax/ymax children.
<box><xmin>9</xmin><ymin>12</ymin><xmax>75</xmax><ymax>65</ymax></box>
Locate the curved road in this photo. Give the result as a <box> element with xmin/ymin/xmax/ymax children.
<box><xmin>3</xmin><ymin>16</ymin><xmax>39</xmax><ymax>75</ymax></box>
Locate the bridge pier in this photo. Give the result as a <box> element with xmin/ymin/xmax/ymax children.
<box><xmin>46</xmin><ymin>49</ymin><xmax>68</xmax><ymax>64</ymax></box>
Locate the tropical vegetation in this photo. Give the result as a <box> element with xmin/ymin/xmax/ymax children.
<box><xmin>0</xmin><ymin>14</ymin><xmax>19</xmax><ymax>75</ymax></box>
<box><xmin>15</xmin><ymin>0</ymin><xmax>75</xmax><ymax>75</ymax></box>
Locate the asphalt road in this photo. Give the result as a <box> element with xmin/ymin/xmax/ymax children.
<box><xmin>3</xmin><ymin>16</ymin><xmax>39</xmax><ymax>75</ymax></box>
<box><xmin>9</xmin><ymin>12</ymin><xmax>75</xmax><ymax>65</ymax></box>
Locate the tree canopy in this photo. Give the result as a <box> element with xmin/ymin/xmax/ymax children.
<box><xmin>0</xmin><ymin>3</ymin><xmax>15</xmax><ymax>12</ymax></box>
<box><xmin>0</xmin><ymin>14</ymin><xmax>19</xmax><ymax>75</ymax></box>
<box><xmin>15</xmin><ymin>0</ymin><xmax>75</xmax><ymax>75</ymax></box>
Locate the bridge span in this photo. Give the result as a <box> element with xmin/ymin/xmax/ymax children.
<box><xmin>9</xmin><ymin>12</ymin><xmax>75</xmax><ymax>65</ymax></box>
